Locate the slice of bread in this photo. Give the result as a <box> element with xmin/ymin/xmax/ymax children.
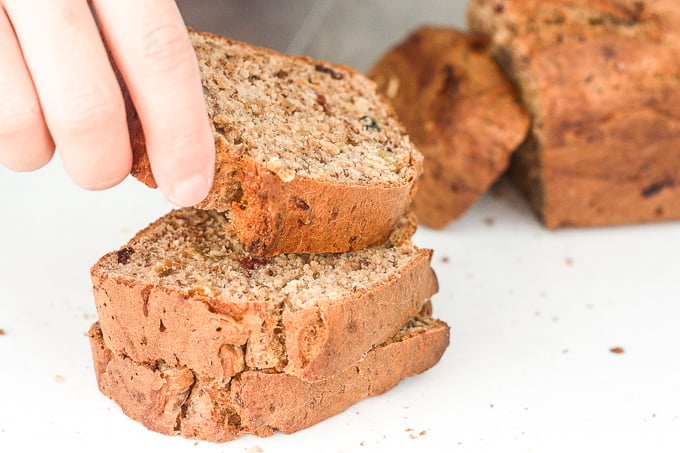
<box><xmin>89</xmin><ymin>314</ymin><xmax>449</xmax><ymax>442</ymax></box>
<box><xmin>127</xmin><ymin>30</ymin><xmax>423</xmax><ymax>256</ymax></box>
<box><xmin>91</xmin><ymin>208</ymin><xmax>438</xmax><ymax>383</ymax></box>
<box><xmin>369</xmin><ymin>26</ymin><xmax>529</xmax><ymax>229</ymax></box>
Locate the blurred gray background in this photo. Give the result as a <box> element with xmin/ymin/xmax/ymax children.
<box><xmin>175</xmin><ymin>0</ymin><xmax>468</xmax><ymax>72</ymax></box>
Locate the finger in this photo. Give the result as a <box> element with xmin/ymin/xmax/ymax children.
<box><xmin>4</xmin><ymin>0</ymin><xmax>131</xmax><ymax>190</ymax></box>
<box><xmin>92</xmin><ymin>0</ymin><xmax>215</xmax><ymax>206</ymax></box>
<box><xmin>0</xmin><ymin>7</ymin><xmax>54</xmax><ymax>172</ymax></box>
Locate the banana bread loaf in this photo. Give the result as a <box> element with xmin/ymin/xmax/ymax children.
<box><xmin>370</xmin><ymin>26</ymin><xmax>529</xmax><ymax>229</ymax></box>
<box><xmin>468</xmin><ymin>0</ymin><xmax>680</xmax><ymax>227</ymax></box>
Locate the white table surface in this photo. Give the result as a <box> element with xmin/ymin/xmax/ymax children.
<box><xmin>2</xmin><ymin>2</ymin><xmax>680</xmax><ymax>452</ymax></box>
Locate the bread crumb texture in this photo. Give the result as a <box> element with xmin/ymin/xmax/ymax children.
<box><xmin>96</xmin><ymin>208</ymin><xmax>428</xmax><ymax>307</ymax></box>
<box><xmin>132</xmin><ymin>30</ymin><xmax>421</xmax><ymax>194</ymax></box>
<box><xmin>196</xmin><ymin>32</ymin><xmax>417</xmax><ymax>184</ymax></box>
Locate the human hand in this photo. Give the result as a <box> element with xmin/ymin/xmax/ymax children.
<box><xmin>0</xmin><ymin>0</ymin><xmax>215</xmax><ymax>206</ymax></box>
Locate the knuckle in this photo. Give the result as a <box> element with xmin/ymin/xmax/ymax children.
<box><xmin>77</xmin><ymin>173</ymin><xmax>126</xmax><ymax>191</ymax></box>
<box><xmin>0</xmin><ymin>99</ymin><xmax>44</xmax><ymax>141</ymax></box>
<box><xmin>0</xmin><ymin>150</ymin><xmax>53</xmax><ymax>172</ymax></box>
<box><xmin>166</xmin><ymin>127</ymin><xmax>215</xmax><ymax>168</ymax></box>
<box><xmin>56</xmin><ymin>85</ymin><xmax>123</xmax><ymax>133</ymax></box>
<box><xmin>66</xmin><ymin>148</ymin><xmax>131</xmax><ymax>191</ymax></box>
<box><xmin>138</xmin><ymin>24</ymin><xmax>192</xmax><ymax>72</ymax></box>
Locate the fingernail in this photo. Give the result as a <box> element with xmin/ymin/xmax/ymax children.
<box><xmin>165</xmin><ymin>174</ymin><xmax>212</xmax><ymax>207</ymax></box>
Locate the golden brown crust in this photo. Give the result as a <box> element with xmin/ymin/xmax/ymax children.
<box><xmin>128</xmin><ymin>30</ymin><xmax>421</xmax><ymax>255</ymax></box>
<box><xmin>468</xmin><ymin>0</ymin><xmax>680</xmax><ymax>228</ymax></box>
<box><xmin>89</xmin><ymin>318</ymin><xmax>449</xmax><ymax>442</ymax></box>
<box><xmin>225</xmin><ymin>154</ymin><xmax>416</xmax><ymax>256</ymax></box>
<box><xmin>369</xmin><ymin>26</ymin><xmax>529</xmax><ymax>229</ymax></box>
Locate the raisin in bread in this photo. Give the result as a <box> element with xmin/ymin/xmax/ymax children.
<box><xmin>128</xmin><ymin>30</ymin><xmax>423</xmax><ymax>255</ymax></box>
<box><xmin>468</xmin><ymin>0</ymin><xmax>680</xmax><ymax>227</ymax></box>
<box><xmin>91</xmin><ymin>208</ymin><xmax>438</xmax><ymax>383</ymax></box>
<box><xmin>370</xmin><ymin>26</ymin><xmax>529</xmax><ymax>229</ymax></box>
<box><xmin>89</xmin><ymin>314</ymin><xmax>449</xmax><ymax>442</ymax></box>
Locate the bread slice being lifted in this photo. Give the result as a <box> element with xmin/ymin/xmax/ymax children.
<box><xmin>91</xmin><ymin>208</ymin><xmax>438</xmax><ymax>383</ymax></box>
<box><xmin>127</xmin><ymin>30</ymin><xmax>423</xmax><ymax>256</ymax></box>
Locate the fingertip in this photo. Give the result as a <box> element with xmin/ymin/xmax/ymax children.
<box><xmin>76</xmin><ymin>172</ymin><xmax>129</xmax><ymax>191</ymax></box>
<box><xmin>0</xmin><ymin>146</ymin><xmax>54</xmax><ymax>172</ymax></box>
<box><xmin>64</xmin><ymin>147</ymin><xmax>133</xmax><ymax>191</ymax></box>
<box><xmin>153</xmin><ymin>123</ymin><xmax>215</xmax><ymax>207</ymax></box>
<box><xmin>162</xmin><ymin>172</ymin><xmax>213</xmax><ymax>207</ymax></box>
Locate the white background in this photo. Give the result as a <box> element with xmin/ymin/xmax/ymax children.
<box><xmin>2</xmin><ymin>1</ymin><xmax>680</xmax><ymax>452</ymax></box>
<box><xmin>2</xmin><ymin>159</ymin><xmax>679</xmax><ymax>453</ymax></box>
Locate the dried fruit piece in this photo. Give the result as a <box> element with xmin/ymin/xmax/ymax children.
<box><xmin>117</xmin><ymin>247</ymin><xmax>135</xmax><ymax>265</ymax></box>
<box><xmin>314</xmin><ymin>64</ymin><xmax>344</xmax><ymax>80</ymax></box>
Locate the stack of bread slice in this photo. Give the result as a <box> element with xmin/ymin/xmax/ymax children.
<box><xmin>88</xmin><ymin>31</ymin><xmax>449</xmax><ymax>442</ymax></box>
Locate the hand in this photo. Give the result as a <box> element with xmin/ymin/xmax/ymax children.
<box><xmin>0</xmin><ymin>0</ymin><xmax>215</xmax><ymax>206</ymax></box>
